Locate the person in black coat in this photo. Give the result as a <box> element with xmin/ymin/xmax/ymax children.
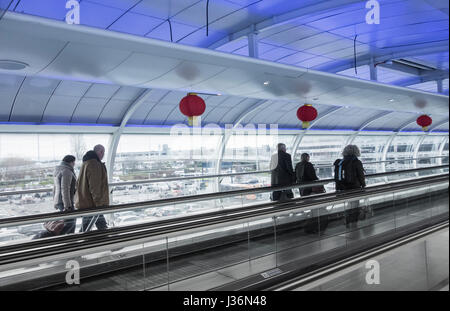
<box><xmin>334</xmin><ymin>145</ymin><xmax>366</xmax><ymax>191</ymax></box>
<box><xmin>270</xmin><ymin>143</ymin><xmax>295</xmax><ymax>201</ymax></box>
<box><xmin>295</xmin><ymin>153</ymin><xmax>319</xmax><ymax>197</ymax></box>
<box><xmin>334</xmin><ymin>145</ymin><xmax>366</xmax><ymax>227</ymax></box>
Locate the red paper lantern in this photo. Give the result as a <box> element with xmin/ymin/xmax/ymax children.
<box><xmin>297</xmin><ymin>104</ymin><xmax>318</xmax><ymax>128</ymax></box>
<box><xmin>416</xmin><ymin>115</ymin><xmax>432</xmax><ymax>131</ymax></box>
<box><xmin>179</xmin><ymin>93</ymin><xmax>206</xmax><ymax>126</ymax></box>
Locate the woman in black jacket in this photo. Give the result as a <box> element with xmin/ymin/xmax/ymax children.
<box><xmin>295</xmin><ymin>153</ymin><xmax>319</xmax><ymax>197</ymax></box>
<box><xmin>334</xmin><ymin>145</ymin><xmax>366</xmax><ymax>227</ymax></box>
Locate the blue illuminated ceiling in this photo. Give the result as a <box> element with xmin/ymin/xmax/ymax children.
<box><xmin>1</xmin><ymin>0</ymin><xmax>447</xmax><ymax>94</ymax></box>
<box><xmin>0</xmin><ymin>0</ymin><xmax>448</xmax><ymax>131</ymax></box>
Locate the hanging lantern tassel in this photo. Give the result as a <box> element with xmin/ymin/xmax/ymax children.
<box><xmin>416</xmin><ymin>115</ymin><xmax>432</xmax><ymax>132</ymax></box>
<box><xmin>297</xmin><ymin>104</ymin><xmax>318</xmax><ymax>129</ymax></box>
<box><xmin>188</xmin><ymin>116</ymin><xmax>201</xmax><ymax>127</ymax></box>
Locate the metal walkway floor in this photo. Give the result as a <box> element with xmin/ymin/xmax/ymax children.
<box><xmin>43</xmin><ymin>193</ymin><xmax>448</xmax><ymax>291</ymax></box>
<box><xmin>294</xmin><ymin>227</ymin><xmax>449</xmax><ymax>291</ymax></box>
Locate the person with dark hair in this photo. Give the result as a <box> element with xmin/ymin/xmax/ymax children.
<box><xmin>270</xmin><ymin>143</ymin><xmax>295</xmax><ymax>201</ymax></box>
<box><xmin>295</xmin><ymin>153</ymin><xmax>319</xmax><ymax>197</ymax></box>
<box><xmin>75</xmin><ymin>145</ymin><xmax>109</xmax><ymax>232</ymax></box>
<box><xmin>33</xmin><ymin>155</ymin><xmax>77</xmax><ymax>239</ymax></box>
<box><xmin>53</xmin><ymin>155</ymin><xmax>77</xmax><ymax>234</ymax></box>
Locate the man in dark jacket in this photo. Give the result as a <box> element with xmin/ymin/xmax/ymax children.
<box><xmin>75</xmin><ymin>144</ymin><xmax>109</xmax><ymax>232</ymax></box>
<box><xmin>334</xmin><ymin>145</ymin><xmax>366</xmax><ymax>227</ymax></box>
<box><xmin>295</xmin><ymin>153</ymin><xmax>319</xmax><ymax>196</ymax></box>
<box><xmin>270</xmin><ymin>143</ymin><xmax>295</xmax><ymax>201</ymax></box>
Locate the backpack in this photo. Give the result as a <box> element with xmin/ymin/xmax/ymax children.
<box><xmin>334</xmin><ymin>158</ymin><xmax>355</xmax><ymax>185</ymax></box>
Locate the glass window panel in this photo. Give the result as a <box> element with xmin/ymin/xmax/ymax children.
<box><xmin>0</xmin><ymin>133</ymin><xmax>110</xmax><ymax>218</ymax></box>
<box><xmin>386</xmin><ymin>135</ymin><xmax>421</xmax><ymax>171</ymax></box>
<box><xmin>417</xmin><ymin>135</ymin><xmax>447</xmax><ymax>167</ymax></box>
<box><xmin>352</xmin><ymin>135</ymin><xmax>390</xmax><ymax>174</ymax></box>
<box><xmin>295</xmin><ymin>134</ymin><xmax>350</xmax><ymax>180</ymax></box>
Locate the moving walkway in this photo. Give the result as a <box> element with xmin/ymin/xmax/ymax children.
<box><xmin>0</xmin><ymin>165</ymin><xmax>448</xmax><ymax>291</ymax></box>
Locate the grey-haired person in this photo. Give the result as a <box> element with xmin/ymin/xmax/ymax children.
<box><xmin>334</xmin><ymin>145</ymin><xmax>366</xmax><ymax>227</ymax></box>
<box><xmin>270</xmin><ymin>143</ymin><xmax>295</xmax><ymax>201</ymax></box>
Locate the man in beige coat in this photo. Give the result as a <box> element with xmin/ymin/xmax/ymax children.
<box><xmin>75</xmin><ymin>144</ymin><xmax>109</xmax><ymax>232</ymax></box>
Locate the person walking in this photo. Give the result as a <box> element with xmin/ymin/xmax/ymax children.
<box><xmin>75</xmin><ymin>145</ymin><xmax>109</xmax><ymax>232</ymax></box>
<box><xmin>53</xmin><ymin>155</ymin><xmax>77</xmax><ymax>234</ymax></box>
<box><xmin>295</xmin><ymin>153</ymin><xmax>319</xmax><ymax>197</ymax></box>
<box><xmin>33</xmin><ymin>155</ymin><xmax>77</xmax><ymax>239</ymax></box>
<box><xmin>270</xmin><ymin>143</ymin><xmax>295</xmax><ymax>201</ymax></box>
<box><xmin>334</xmin><ymin>145</ymin><xmax>366</xmax><ymax>227</ymax></box>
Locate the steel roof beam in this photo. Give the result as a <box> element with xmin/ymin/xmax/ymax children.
<box><xmin>317</xmin><ymin>41</ymin><xmax>449</xmax><ymax>74</ymax></box>
<box><xmin>207</xmin><ymin>0</ymin><xmax>364</xmax><ymax>50</ymax></box>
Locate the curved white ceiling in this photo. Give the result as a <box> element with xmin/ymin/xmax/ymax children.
<box><xmin>0</xmin><ymin>11</ymin><xmax>448</xmax><ymax>118</ymax></box>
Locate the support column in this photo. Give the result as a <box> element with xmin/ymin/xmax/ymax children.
<box><xmin>413</xmin><ymin>133</ymin><xmax>428</xmax><ymax>170</ymax></box>
<box><xmin>291</xmin><ymin>107</ymin><xmax>345</xmax><ymax>161</ymax></box>
<box><xmin>106</xmin><ymin>89</ymin><xmax>153</xmax><ymax>183</ymax></box>
<box><xmin>248</xmin><ymin>28</ymin><xmax>259</xmax><ymax>58</ymax></box>
<box><xmin>370</xmin><ymin>57</ymin><xmax>378</xmax><ymax>81</ymax></box>
<box><xmin>214</xmin><ymin>100</ymin><xmax>269</xmax><ymax>192</ymax></box>
<box><xmin>437</xmin><ymin>79</ymin><xmax>443</xmax><ymax>93</ymax></box>
<box><xmin>437</xmin><ymin>136</ymin><xmax>448</xmax><ymax>165</ymax></box>
<box><xmin>382</xmin><ymin>133</ymin><xmax>397</xmax><ymax>181</ymax></box>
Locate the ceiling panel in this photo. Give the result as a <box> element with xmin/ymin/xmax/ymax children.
<box><xmin>0</xmin><ymin>74</ymin><xmax>24</xmax><ymax>121</ymax></box>
<box><xmin>41</xmin><ymin>95</ymin><xmax>81</xmax><ymax>123</ymax></box>
<box><xmin>0</xmin><ymin>30</ymin><xmax>67</xmax><ymax>74</ymax></box>
<box><xmin>112</xmin><ymin>86</ymin><xmax>143</xmax><ymax>101</ymax></box>
<box><xmin>312</xmin><ymin>107</ymin><xmax>383</xmax><ymax>130</ymax></box>
<box><xmin>144</xmin><ymin>104</ymin><xmax>176</xmax><ymax>125</ymax></box>
<box><xmin>41</xmin><ymin>42</ymin><xmax>131</xmax><ymax>82</ymax></box>
<box><xmin>130</xmin><ymin>0</ymin><xmax>201</xmax><ymax>21</ymax></box>
<box><xmin>108</xmin><ymin>12</ymin><xmax>164</xmax><ymax>36</ymax></box>
<box><xmin>54</xmin><ymin>80</ymin><xmax>92</xmax><ymax>97</ymax></box>
<box><xmin>78</xmin><ymin>1</ymin><xmax>124</xmax><ymax>29</ymax></box>
<box><xmin>10</xmin><ymin>93</ymin><xmax>51</xmax><ymax>122</ymax></box>
<box><xmin>408</xmin><ymin>81</ymin><xmax>438</xmax><ymax>93</ymax></box>
<box><xmin>85</xmin><ymin>84</ymin><xmax>121</xmax><ymax>99</ymax></box>
<box><xmin>97</xmin><ymin>99</ymin><xmax>132</xmax><ymax>124</ymax></box>
<box><xmin>127</xmin><ymin>100</ymin><xmax>159</xmax><ymax>125</ymax></box>
<box><xmin>71</xmin><ymin>98</ymin><xmax>108</xmax><ymax>123</ymax></box>
<box><xmin>147</xmin><ymin>20</ymin><xmax>199</xmax><ymax>43</ymax></box>
<box><xmin>364</xmin><ymin>111</ymin><xmax>417</xmax><ymax>131</ymax></box>
<box><xmin>260</xmin><ymin>25</ymin><xmax>320</xmax><ymax>47</ymax></box>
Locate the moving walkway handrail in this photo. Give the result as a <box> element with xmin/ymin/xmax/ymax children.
<box><xmin>0</xmin><ymin>174</ymin><xmax>447</xmax><ymax>269</ymax></box>
<box><xmin>1</xmin><ymin>156</ymin><xmax>447</xmax><ymax>196</ymax></box>
<box><xmin>0</xmin><ymin>165</ymin><xmax>447</xmax><ymax>229</ymax></box>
